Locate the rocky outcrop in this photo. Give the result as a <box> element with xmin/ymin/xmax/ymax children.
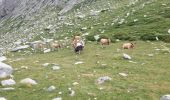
<box><xmin>0</xmin><ymin>0</ymin><xmax>85</xmax><ymax>18</ymax></box>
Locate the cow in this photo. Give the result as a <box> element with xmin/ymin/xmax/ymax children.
<box><xmin>100</xmin><ymin>38</ymin><xmax>111</xmax><ymax>48</ymax></box>
<box><xmin>50</xmin><ymin>41</ymin><xmax>61</xmax><ymax>51</ymax></box>
<box><xmin>29</xmin><ymin>41</ymin><xmax>46</xmax><ymax>52</ymax></box>
<box><xmin>122</xmin><ymin>43</ymin><xmax>134</xmax><ymax>49</ymax></box>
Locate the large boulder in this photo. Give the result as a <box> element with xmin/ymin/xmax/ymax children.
<box><xmin>0</xmin><ymin>62</ymin><xmax>13</xmax><ymax>79</ymax></box>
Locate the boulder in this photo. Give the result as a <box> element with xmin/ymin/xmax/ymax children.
<box><xmin>161</xmin><ymin>95</ymin><xmax>170</xmax><ymax>100</ymax></box>
<box><xmin>20</xmin><ymin>78</ymin><xmax>37</xmax><ymax>85</ymax></box>
<box><xmin>0</xmin><ymin>62</ymin><xmax>13</xmax><ymax>79</ymax></box>
<box><xmin>1</xmin><ymin>79</ymin><xmax>16</xmax><ymax>86</ymax></box>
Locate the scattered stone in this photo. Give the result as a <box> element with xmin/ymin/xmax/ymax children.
<box><xmin>97</xmin><ymin>76</ymin><xmax>111</xmax><ymax>84</ymax></box>
<box><xmin>74</xmin><ymin>61</ymin><xmax>84</xmax><ymax>65</ymax></box>
<box><xmin>0</xmin><ymin>56</ymin><xmax>7</xmax><ymax>62</ymax></box>
<box><xmin>94</xmin><ymin>35</ymin><xmax>100</xmax><ymax>41</ymax></box>
<box><xmin>42</xmin><ymin>63</ymin><xmax>50</xmax><ymax>67</ymax></box>
<box><xmin>155</xmin><ymin>49</ymin><xmax>160</xmax><ymax>51</ymax></box>
<box><xmin>0</xmin><ymin>62</ymin><xmax>13</xmax><ymax>79</ymax></box>
<box><xmin>156</xmin><ymin>37</ymin><xmax>159</xmax><ymax>41</ymax></box>
<box><xmin>44</xmin><ymin>49</ymin><xmax>51</xmax><ymax>53</ymax></box>
<box><xmin>0</xmin><ymin>87</ymin><xmax>15</xmax><ymax>91</ymax></box>
<box><xmin>68</xmin><ymin>88</ymin><xmax>75</xmax><ymax>96</ymax></box>
<box><xmin>161</xmin><ymin>94</ymin><xmax>170</xmax><ymax>100</ymax></box>
<box><xmin>1</xmin><ymin>79</ymin><xmax>16</xmax><ymax>86</ymax></box>
<box><xmin>58</xmin><ymin>91</ymin><xmax>62</xmax><ymax>95</ymax></box>
<box><xmin>101</xmin><ymin>64</ymin><xmax>107</xmax><ymax>67</ymax></box>
<box><xmin>10</xmin><ymin>45</ymin><xmax>29</xmax><ymax>52</ymax></box>
<box><xmin>52</xmin><ymin>66</ymin><xmax>60</xmax><ymax>71</ymax></box>
<box><xmin>20</xmin><ymin>78</ymin><xmax>37</xmax><ymax>85</ymax></box>
<box><xmin>21</xmin><ymin>66</ymin><xmax>28</xmax><ymax>69</ymax></box>
<box><xmin>123</xmin><ymin>53</ymin><xmax>132</xmax><ymax>60</ymax></box>
<box><xmin>47</xmin><ymin>85</ymin><xmax>56</xmax><ymax>92</ymax></box>
<box><xmin>119</xmin><ymin>73</ymin><xmax>128</xmax><ymax>77</ymax></box>
<box><xmin>0</xmin><ymin>97</ymin><xmax>7</xmax><ymax>100</ymax></box>
<box><xmin>168</xmin><ymin>29</ymin><xmax>170</xmax><ymax>34</ymax></box>
<box><xmin>73</xmin><ymin>82</ymin><xmax>79</xmax><ymax>86</ymax></box>
<box><xmin>148</xmin><ymin>54</ymin><xmax>154</xmax><ymax>57</ymax></box>
<box><xmin>144</xmin><ymin>15</ymin><xmax>147</xmax><ymax>17</ymax></box>
<box><xmin>134</xmin><ymin>19</ymin><xmax>138</xmax><ymax>22</ymax></box>
<box><xmin>128</xmin><ymin>61</ymin><xmax>137</xmax><ymax>64</ymax></box>
<box><xmin>52</xmin><ymin>97</ymin><xmax>62</xmax><ymax>100</ymax></box>
<box><xmin>90</xmin><ymin>10</ymin><xmax>100</xmax><ymax>16</ymax></box>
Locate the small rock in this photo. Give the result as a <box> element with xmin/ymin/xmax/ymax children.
<box><xmin>47</xmin><ymin>85</ymin><xmax>56</xmax><ymax>92</ymax></box>
<box><xmin>97</xmin><ymin>76</ymin><xmax>111</xmax><ymax>84</ymax></box>
<box><xmin>0</xmin><ymin>87</ymin><xmax>15</xmax><ymax>91</ymax></box>
<box><xmin>119</xmin><ymin>73</ymin><xmax>128</xmax><ymax>77</ymax></box>
<box><xmin>74</xmin><ymin>61</ymin><xmax>84</xmax><ymax>65</ymax></box>
<box><xmin>0</xmin><ymin>97</ymin><xmax>7</xmax><ymax>100</ymax></box>
<box><xmin>168</xmin><ymin>29</ymin><xmax>170</xmax><ymax>34</ymax></box>
<box><xmin>73</xmin><ymin>82</ymin><xmax>79</xmax><ymax>85</ymax></box>
<box><xmin>44</xmin><ymin>49</ymin><xmax>51</xmax><ymax>53</ymax></box>
<box><xmin>68</xmin><ymin>88</ymin><xmax>75</xmax><ymax>96</ymax></box>
<box><xmin>148</xmin><ymin>54</ymin><xmax>154</xmax><ymax>57</ymax></box>
<box><xmin>42</xmin><ymin>63</ymin><xmax>50</xmax><ymax>67</ymax></box>
<box><xmin>52</xmin><ymin>97</ymin><xmax>62</xmax><ymax>100</ymax></box>
<box><xmin>1</xmin><ymin>79</ymin><xmax>16</xmax><ymax>86</ymax></box>
<box><xmin>58</xmin><ymin>91</ymin><xmax>62</xmax><ymax>95</ymax></box>
<box><xmin>52</xmin><ymin>66</ymin><xmax>60</xmax><ymax>71</ymax></box>
<box><xmin>161</xmin><ymin>94</ymin><xmax>170</xmax><ymax>100</ymax></box>
<box><xmin>128</xmin><ymin>61</ymin><xmax>137</xmax><ymax>63</ymax></box>
<box><xmin>20</xmin><ymin>78</ymin><xmax>37</xmax><ymax>85</ymax></box>
<box><xmin>123</xmin><ymin>53</ymin><xmax>132</xmax><ymax>60</ymax></box>
<box><xmin>0</xmin><ymin>56</ymin><xmax>7</xmax><ymax>62</ymax></box>
<box><xmin>0</xmin><ymin>62</ymin><xmax>13</xmax><ymax>79</ymax></box>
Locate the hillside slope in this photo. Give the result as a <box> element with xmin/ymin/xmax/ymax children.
<box><xmin>0</xmin><ymin>0</ymin><xmax>170</xmax><ymax>49</ymax></box>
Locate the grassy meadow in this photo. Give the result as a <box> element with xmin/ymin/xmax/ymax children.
<box><xmin>1</xmin><ymin>41</ymin><xmax>170</xmax><ymax>100</ymax></box>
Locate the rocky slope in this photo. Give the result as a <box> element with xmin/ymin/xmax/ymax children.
<box><xmin>0</xmin><ymin>0</ymin><xmax>85</xmax><ymax>18</ymax></box>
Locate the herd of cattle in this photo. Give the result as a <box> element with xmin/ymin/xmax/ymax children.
<box><xmin>27</xmin><ymin>35</ymin><xmax>134</xmax><ymax>54</ymax></box>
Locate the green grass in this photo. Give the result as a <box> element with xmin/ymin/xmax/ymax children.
<box><xmin>1</xmin><ymin>41</ymin><xmax>170</xmax><ymax>100</ymax></box>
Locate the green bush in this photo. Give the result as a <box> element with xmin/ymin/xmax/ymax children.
<box><xmin>158</xmin><ymin>34</ymin><xmax>170</xmax><ymax>43</ymax></box>
<box><xmin>140</xmin><ymin>33</ymin><xmax>157</xmax><ymax>41</ymax></box>
<box><xmin>86</xmin><ymin>34</ymin><xmax>96</xmax><ymax>41</ymax></box>
<box><xmin>113</xmin><ymin>33</ymin><xmax>137</xmax><ymax>41</ymax></box>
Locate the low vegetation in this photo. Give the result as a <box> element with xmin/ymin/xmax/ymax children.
<box><xmin>1</xmin><ymin>41</ymin><xmax>170</xmax><ymax>100</ymax></box>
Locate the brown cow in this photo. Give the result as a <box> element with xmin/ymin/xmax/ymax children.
<box><xmin>100</xmin><ymin>38</ymin><xmax>111</xmax><ymax>48</ymax></box>
<box><xmin>50</xmin><ymin>41</ymin><xmax>61</xmax><ymax>51</ymax></box>
<box><xmin>122</xmin><ymin>43</ymin><xmax>134</xmax><ymax>49</ymax></box>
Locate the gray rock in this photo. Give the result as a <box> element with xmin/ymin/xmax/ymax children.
<box><xmin>10</xmin><ymin>45</ymin><xmax>29</xmax><ymax>52</ymax></box>
<box><xmin>47</xmin><ymin>85</ymin><xmax>56</xmax><ymax>92</ymax></box>
<box><xmin>123</xmin><ymin>53</ymin><xmax>132</xmax><ymax>60</ymax></box>
<box><xmin>0</xmin><ymin>56</ymin><xmax>7</xmax><ymax>62</ymax></box>
<box><xmin>20</xmin><ymin>78</ymin><xmax>37</xmax><ymax>85</ymax></box>
<box><xmin>0</xmin><ymin>62</ymin><xmax>13</xmax><ymax>79</ymax></box>
<box><xmin>1</xmin><ymin>79</ymin><xmax>16</xmax><ymax>86</ymax></box>
<box><xmin>0</xmin><ymin>87</ymin><xmax>15</xmax><ymax>91</ymax></box>
<box><xmin>161</xmin><ymin>95</ymin><xmax>170</xmax><ymax>100</ymax></box>
<box><xmin>97</xmin><ymin>76</ymin><xmax>111</xmax><ymax>84</ymax></box>
<box><xmin>0</xmin><ymin>97</ymin><xmax>7</xmax><ymax>100</ymax></box>
<box><xmin>52</xmin><ymin>66</ymin><xmax>60</xmax><ymax>71</ymax></box>
<box><xmin>52</xmin><ymin>97</ymin><xmax>62</xmax><ymax>100</ymax></box>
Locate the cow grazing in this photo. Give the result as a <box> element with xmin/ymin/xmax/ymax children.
<box><xmin>30</xmin><ymin>41</ymin><xmax>46</xmax><ymax>52</ymax></box>
<box><xmin>100</xmin><ymin>38</ymin><xmax>111</xmax><ymax>48</ymax></box>
<box><xmin>122</xmin><ymin>43</ymin><xmax>134</xmax><ymax>49</ymax></box>
<box><xmin>50</xmin><ymin>41</ymin><xmax>61</xmax><ymax>51</ymax></box>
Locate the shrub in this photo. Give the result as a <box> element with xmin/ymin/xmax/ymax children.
<box><xmin>158</xmin><ymin>34</ymin><xmax>170</xmax><ymax>43</ymax></box>
<box><xmin>86</xmin><ymin>34</ymin><xmax>96</xmax><ymax>41</ymax></box>
<box><xmin>140</xmin><ymin>33</ymin><xmax>157</xmax><ymax>41</ymax></box>
<box><xmin>113</xmin><ymin>33</ymin><xmax>137</xmax><ymax>41</ymax></box>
